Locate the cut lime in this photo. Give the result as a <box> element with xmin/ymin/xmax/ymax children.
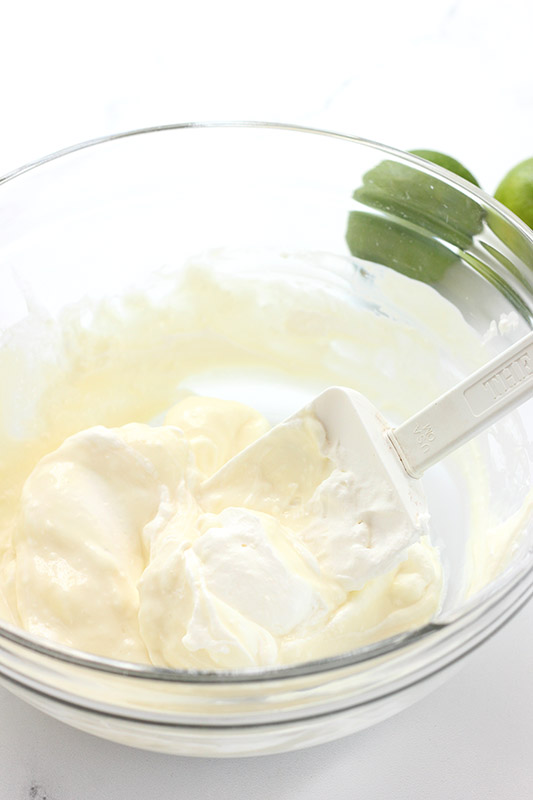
<box><xmin>346</xmin><ymin>151</ymin><xmax>484</xmax><ymax>289</ymax></box>
<box><xmin>494</xmin><ymin>157</ymin><xmax>533</xmax><ymax>230</ymax></box>
<box><xmin>409</xmin><ymin>149</ymin><xmax>480</xmax><ymax>187</ymax></box>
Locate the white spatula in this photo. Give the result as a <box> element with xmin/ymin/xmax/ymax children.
<box><xmin>198</xmin><ymin>331</ymin><xmax>533</xmax><ymax>589</ymax></box>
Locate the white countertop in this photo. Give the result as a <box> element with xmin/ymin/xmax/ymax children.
<box><xmin>1</xmin><ymin>1</ymin><xmax>532</xmax><ymax>797</ymax></box>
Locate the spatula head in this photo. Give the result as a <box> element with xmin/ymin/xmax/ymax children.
<box><xmin>200</xmin><ymin>387</ymin><xmax>430</xmax><ymax>590</ymax></box>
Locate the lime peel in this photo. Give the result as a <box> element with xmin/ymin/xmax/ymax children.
<box><xmin>494</xmin><ymin>158</ymin><xmax>533</xmax><ymax>230</ymax></box>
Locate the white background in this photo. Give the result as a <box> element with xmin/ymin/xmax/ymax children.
<box><xmin>1</xmin><ymin>1</ymin><xmax>532</xmax><ymax>798</ymax></box>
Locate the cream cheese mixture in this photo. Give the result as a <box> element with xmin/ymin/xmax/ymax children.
<box><xmin>0</xmin><ymin>249</ymin><xmax>527</xmax><ymax>669</ymax></box>
<box><xmin>14</xmin><ymin>397</ymin><xmax>436</xmax><ymax>668</ymax></box>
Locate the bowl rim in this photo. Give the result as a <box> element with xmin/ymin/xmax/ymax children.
<box><xmin>1</xmin><ymin>120</ymin><xmax>533</xmax><ymax>685</ymax></box>
<box><xmin>2</xmin><ymin>119</ymin><xmax>533</xmax><ymax>248</ymax></box>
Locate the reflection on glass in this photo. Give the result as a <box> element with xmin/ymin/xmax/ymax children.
<box><xmin>346</xmin><ymin>211</ymin><xmax>459</xmax><ymax>284</ymax></box>
<box><xmin>351</xmin><ymin>159</ymin><xmax>485</xmax><ymax>250</ymax></box>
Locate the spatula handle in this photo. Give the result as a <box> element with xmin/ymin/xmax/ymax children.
<box><xmin>389</xmin><ymin>330</ymin><xmax>533</xmax><ymax>477</ymax></box>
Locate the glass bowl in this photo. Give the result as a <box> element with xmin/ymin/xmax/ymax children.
<box><xmin>0</xmin><ymin>122</ymin><xmax>532</xmax><ymax>757</ymax></box>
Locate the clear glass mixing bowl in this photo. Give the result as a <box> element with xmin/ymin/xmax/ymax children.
<box><xmin>0</xmin><ymin>122</ymin><xmax>532</xmax><ymax>756</ymax></box>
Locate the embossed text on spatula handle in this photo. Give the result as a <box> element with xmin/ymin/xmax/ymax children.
<box><xmin>390</xmin><ymin>331</ymin><xmax>533</xmax><ymax>477</ymax></box>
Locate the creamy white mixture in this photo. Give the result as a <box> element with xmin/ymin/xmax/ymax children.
<box><xmin>13</xmin><ymin>397</ymin><xmax>437</xmax><ymax>668</ymax></box>
<box><xmin>0</xmin><ymin>250</ymin><xmax>528</xmax><ymax>668</ymax></box>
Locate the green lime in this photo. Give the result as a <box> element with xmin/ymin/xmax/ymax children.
<box><xmin>409</xmin><ymin>149</ymin><xmax>480</xmax><ymax>187</ymax></box>
<box><xmin>494</xmin><ymin>158</ymin><xmax>533</xmax><ymax>229</ymax></box>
